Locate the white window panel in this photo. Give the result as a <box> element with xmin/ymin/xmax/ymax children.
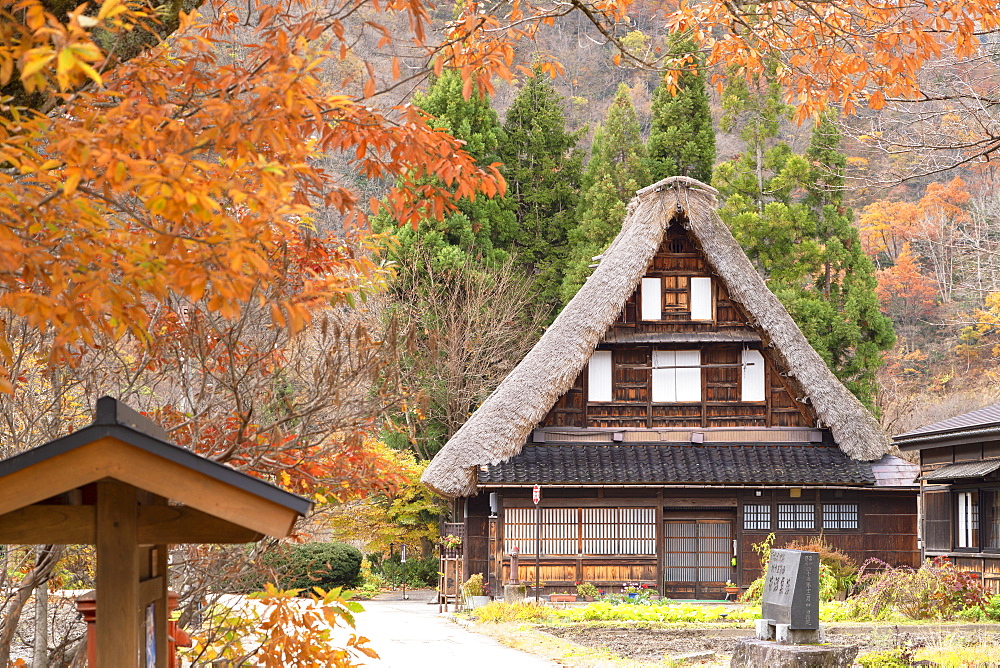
<box><xmin>958</xmin><ymin>491</ymin><xmax>978</xmax><ymax>548</ymax></box>
<box><xmin>690</xmin><ymin>277</ymin><xmax>712</xmax><ymax>320</ymax></box>
<box><xmin>741</xmin><ymin>349</ymin><xmax>766</xmax><ymax>402</ymax></box>
<box><xmin>652</xmin><ymin>350</ymin><xmax>676</xmax><ymax>402</ymax></box>
<box><xmin>652</xmin><ymin>350</ymin><xmax>701</xmax><ymax>402</ymax></box>
<box><xmin>588</xmin><ymin>350</ymin><xmax>612</xmax><ymax>402</ymax></box>
<box><xmin>676</xmin><ymin>350</ymin><xmax>701</xmax><ymax>402</ymax></box>
<box><xmin>641</xmin><ymin>277</ymin><xmax>662</xmax><ymax>320</ymax></box>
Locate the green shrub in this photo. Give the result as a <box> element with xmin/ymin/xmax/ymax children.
<box><xmin>576</xmin><ymin>582</ymin><xmax>599</xmax><ymax>598</ymax></box>
<box><xmin>553</xmin><ymin>601</ymin><xmax>730</xmax><ymax>623</ymax></box>
<box><xmin>462</xmin><ymin>573</ymin><xmax>485</xmax><ymax>597</ymax></box>
<box><xmin>228</xmin><ymin>543</ymin><xmax>362</xmax><ymax>593</ymax></box>
<box><xmin>847</xmin><ymin>557</ymin><xmax>987</xmax><ymax>621</ymax></box>
<box><xmin>984</xmin><ymin>593</ymin><xmax>1000</xmax><ymax>621</ymax></box>
<box><xmin>274</xmin><ymin>542</ymin><xmax>363</xmax><ymax>591</ymax></box>
<box><xmin>366</xmin><ymin>552</ymin><xmax>438</xmax><ymax>587</ymax></box>
<box><xmin>742</xmin><ymin>534</ymin><xmax>857</xmax><ymax>604</ymax></box>
<box><xmin>786</xmin><ymin>536</ymin><xmax>857</xmax><ymax>598</ymax></box>
<box><xmin>470</xmin><ymin>601</ymin><xmax>552</xmax><ymax>623</ymax></box>
<box><xmin>856</xmin><ymin>648</ymin><xmax>912</xmax><ymax>667</ymax></box>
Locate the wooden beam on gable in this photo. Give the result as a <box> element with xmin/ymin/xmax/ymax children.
<box><xmin>0</xmin><ymin>504</ymin><xmax>265</xmax><ymax>544</ymax></box>
<box><xmin>0</xmin><ymin>437</ymin><xmax>301</xmax><ymax>537</ymax></box>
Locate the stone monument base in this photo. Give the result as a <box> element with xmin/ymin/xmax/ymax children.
<box><xmin>756</xmin><ymin>619</ymin><xmax>824</xmax><ymax>643</ymax></box>
<box><xmin>731</xmin><ymin>639</ymin><xmax>858</xmax><ymax>668</ymax></box>
<box><xmin>503</xmin><ymin>584</ymin><xmax>527</xmax><ymax>603</ymax></box>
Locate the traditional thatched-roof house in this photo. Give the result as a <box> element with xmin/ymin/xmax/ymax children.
<box><xmin>424</xmin><ymin>177</ymin><xmax>918</xmax><ymax>599</ymax></box>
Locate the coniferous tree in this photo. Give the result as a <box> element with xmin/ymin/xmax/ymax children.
<box><xmin>645</xmin><ymin>40</ymin><xmax>716</xmax><ymax>183</ymax></box>
<box><xmin>561</xmin><ymin>84</ymin><xmax>649</xmax><ymax>303</ymax></box>
<box><xmin>714</xmin><ymin>87</ymin><xmax>895</xmax><ymax>408</ymax></box>
<box><xmin>499</xmin><ymin>69</ymin><xmax>584</xmax><ymax>310</ymax></box>
<box><xmin>376</xmin><ymin>71</ymin><xmax>517</xmax><ymax>272</ymax></box>
<box><xmin>376</xmin><ymin>73</ymin><xmax>542</xmax><ymax>459</ymax></box>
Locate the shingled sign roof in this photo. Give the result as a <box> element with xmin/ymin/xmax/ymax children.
<box><xmin>421</xmin><ymin>176</ymin><xmax>891</xmax><ymax>498</ymax></box>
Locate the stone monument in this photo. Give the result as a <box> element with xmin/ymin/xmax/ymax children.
<box><xmin>731</xmin><ymin>549</ymin><xmax>857</xmax><ymax>668</ymax></box>
<box><xmin>760</xmin><ymin>548</ymin><xmax>820</xmax><ymax>643</ymax></box>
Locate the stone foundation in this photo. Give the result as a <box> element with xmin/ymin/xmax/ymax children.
<box><xmin>502</xmin><ymin>584</ymin><xmax>527</xmax><ymax>603</ymax></box>
<box><xmin>730</xmin><ymin>638</ymin><xmax>858</xmax><ymax>668</ymax></box>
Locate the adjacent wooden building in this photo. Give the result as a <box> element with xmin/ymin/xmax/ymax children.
<box><xmin>895</xmin><ymin>403</ymin><xmax>1000</xmax><ymax>592</ymax></box>
<box><xmin>423</xmin><ymin>177</ymin><xmax>919</xmax><ymax>600</ymax></box>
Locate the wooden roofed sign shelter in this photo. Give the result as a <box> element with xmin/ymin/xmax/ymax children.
<box><xmin>0</xmin><ymin>397</ymin><xmax>311</xmax><ymax>667</ymax></box>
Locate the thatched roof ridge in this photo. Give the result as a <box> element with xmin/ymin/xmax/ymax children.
<box><xmin>421</xmin><ymin>176</ymin><xmax>889</xmax><ymax>498</ymax></box>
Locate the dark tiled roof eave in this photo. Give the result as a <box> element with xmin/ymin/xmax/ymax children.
<box><xmin>895</xmin><ymin>403</ymin><xmax>1000</xmax><ymax>441</ymax></box>
<box><xmin>479</xmin><ymin>442</ymin><xmax>876</xmax><ymax>487</ymax></box>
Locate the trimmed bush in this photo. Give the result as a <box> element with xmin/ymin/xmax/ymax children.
<box><xmin>273</xmin><ymin>543</ymin><xmax>363</xmax><ymax>591</ymax></box>
<box><xmin>233</xmin><ymin>542</ymin><xmax>364</xmax><ymax>593</ymax></box>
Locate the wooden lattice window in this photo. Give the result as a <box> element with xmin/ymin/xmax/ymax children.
<box><xmin>777</xmin><ymin>504</ymin><xmax>815</xmax><ymax>530</ymax></box>
<box><xmin>822</xmin><ymin>504</ymin><xmax>858</xmax><ymax>530</ymax></box>
<box><xmin>743</xmin><ymin>504</ymin><xmax>771</xmax><ymax>530</ymax></box>
<box><xmin>503</xmin><ymin>507</ymin><xmax>655</xmax><ymax>556</ymax></box>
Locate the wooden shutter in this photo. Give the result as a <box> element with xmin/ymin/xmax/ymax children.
<box><xmin>690</xmin><ymin>277</ymin><xmax>712</xmax><ymax>320</ymax></box>
<box><xmin>588</xmin><ymin>350</ymin><xmax>612</xmax><ymax>402</ymax></box>
<box><xmin>923</xmin><ymin>490</ymin><xmax>952</xmax><ymax>551</ymax></box>
<box><xmin>641</xmin><ymin>277</ymin><xmax>662</xmax><ymax>320</ymax></box>
<box><xmin>741</xmin><ymin>349</ymin><xmax>766</xmax><ymax>402</ymax></box>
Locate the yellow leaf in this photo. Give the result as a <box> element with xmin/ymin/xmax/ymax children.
<box><xmin>63</xmin><ymin>169</ymin><xmax>81</xmax><ymax>195</ymax></box>
<box><xmin>56</xmin><ymin>49</ymin><xmax>75</xmax><ymax>90</ymax></box>
<box><xmin>97</xmin><ymin>0</ymin><xmax>121</xmax><ymax>21</ymax></box>
<box><xmin>19</xmin><ymin>52</ymin><xmax>55</xmax><ymax>81</ymax></box>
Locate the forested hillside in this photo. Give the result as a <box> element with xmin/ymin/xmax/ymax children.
<box><xmin>369</xmin><ymin>6</ymin><xmax>1000</xmax><ymax>452</ymax></box>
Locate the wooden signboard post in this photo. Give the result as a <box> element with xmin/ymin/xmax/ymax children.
<box><xmin>0</xmin><ymin>397</ymin><xmax>311</xmax><ymax>667</ymax></box>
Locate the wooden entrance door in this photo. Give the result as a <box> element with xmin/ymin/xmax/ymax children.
<box><xmin>663</xmin><ymin>519</ymin><xmax>732</xmax><ymax>599</ymax></box>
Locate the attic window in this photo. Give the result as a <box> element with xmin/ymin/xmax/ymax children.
<box><xmin>690</xmin><ymin>277</ymin><xmax>712</xmax><ymax>320</ymax></box>
<box><xmin>641</xmin><ymin>278</ymin><xmax>662</xmax><ymax>320</ymax></box>
<box><xmin>741</xmin><ymin>349</ymin><xmax>766</xmax><ymax>402</ymax></box>
<box><xmin>588</xmin><ymin>350</ymin><xmax>613</xmax><ymax>402</ymax></box>
<box><xmin>668</xmin><ymin>238</ymin><xmax>687</xmax><ymax>253</ymax></box>
<box><xmin>652</xmin><ymin>350</ymin><xmax>701</xmax><ymax>402</ymax></box>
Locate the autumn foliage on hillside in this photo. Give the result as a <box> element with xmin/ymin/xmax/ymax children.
<box><xmin>0</xmin><ymin>0</ymin><xmax>510</xmax><ymax>392</ymax></box>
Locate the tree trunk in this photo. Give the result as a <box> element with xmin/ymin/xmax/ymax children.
<box><xmin>0</xmin><ymin>546</ymin><xmax>62</xmax><ymax>668</ymax></box>
<box><xmin>32</xmin><ymin>570</ymin><xmax>48</xmax><ymax>668</ymax></box>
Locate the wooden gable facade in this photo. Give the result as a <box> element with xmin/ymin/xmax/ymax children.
<box><xmin>424</xmin><ymin>177</ymin><xmax>918</xmax><ymax>600</ymax></box>
<box><xmin>543</xmin><ymin>225</ymin><xmax>812</xmax><ymax>432</ymax></box>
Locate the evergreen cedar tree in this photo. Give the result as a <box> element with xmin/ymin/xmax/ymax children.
<box><xmin>375</xmin><ymin>70</ymin><xmax>517</xmax><ymax>273</ymax></box>
<box><xmin>561</xmin><ymin>83</ymin><xmax>648</xmax><ymax>304</ymax></box>
<box><xmin>645</xmin><ymin>40</ymin><xmax>715</xmax><ymax>185</ymax></box>
<box><xmin>498</xmin><ymin>68</ymin><xmax>584</xmax><ymax>312</ymax></box>
<box><xmin>715</xmin><ymin>106</ymin><xmax>895</xmax><ymax>409</ymax></box>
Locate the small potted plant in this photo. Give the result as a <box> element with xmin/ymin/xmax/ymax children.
<box><xmin>462</xmin><ymin>573</ymin><xmax>490</xmax><ymax>609</ymax></box>
<box><xmin>576</xmin><ymin>581</ymin><xmax>599</xmax><ymax>602</ymax></box>
<box><xmin>724</xmin><ymin>580</ymin><xmax>740</xmax><ymax>599</ymax></box>
<box><xmin>442</xmin><ymin>534</ymin><xmax>462</xmax><ymax>552</ymax></box>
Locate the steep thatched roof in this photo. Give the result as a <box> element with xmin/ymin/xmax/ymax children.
<box><xmin>422</xmin><ymin>176</ymin><xmax>890</xmax><ymax>498</ymax></box>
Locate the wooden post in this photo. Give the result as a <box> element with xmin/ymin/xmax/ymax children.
<box><xmin>96</xmin><ymin>481</ymin><xmax>139</xmax><ymax>668</ymax></box>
